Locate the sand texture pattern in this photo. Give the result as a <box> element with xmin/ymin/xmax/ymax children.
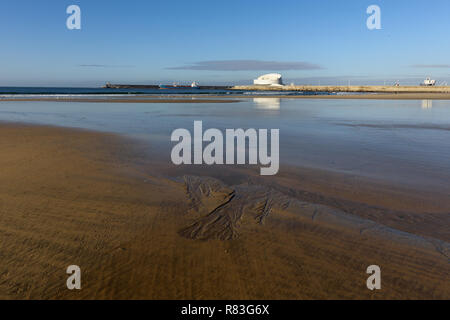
<box><xmin>0</xmin><ymin>124</ymin><xmax>448</xmax><ymax>299</ymax></box>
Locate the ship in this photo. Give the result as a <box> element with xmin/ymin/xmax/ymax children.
<box><xmin>102</xmin><ymin>82</ymin><xmax>231</xmax><ymax>90</ymax></box>
<box><xmin>159</xmin><ymin>82</ymin><xmax>199</xmax><ymax>89</ymax></box>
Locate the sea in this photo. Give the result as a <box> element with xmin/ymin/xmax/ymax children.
<box><xmin>0</xmin><ymin>87</ymin><xmax>449</xmax><ymax>194</ymax></box>
<box><xmin>0</xmin><ymin>86</ymin><xmax>332</xmax><ymax>97</ymax></box>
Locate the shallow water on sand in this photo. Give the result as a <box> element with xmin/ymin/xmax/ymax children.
<box><xmin>0</xmin><ymin>98</ymin><xmax>450</xmax><ymax>191</ymax></box>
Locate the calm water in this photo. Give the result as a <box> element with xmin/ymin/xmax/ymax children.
<box><xmin>0</xmin><ymin>86</ymin><xmax>331</xmax><ymax>96</ymax></box>
<box><xmin>1</xmin><ymin>97</ymin><xmax>449</xmax><ymax>191</ymax></box>
<box><xmin>0</xmin><ymin>86</ymin><xmax>234</xmax><ymax>96</ymax></box>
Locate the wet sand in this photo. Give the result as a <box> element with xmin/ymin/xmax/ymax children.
<box><xmin>0</xmin><ymin>123</ymin><xmax>448</xmax><ymax>299</ymax></box>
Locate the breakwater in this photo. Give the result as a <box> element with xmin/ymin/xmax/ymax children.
<box><xmin>232</xmin><ymin>85</ymin><xmax>450</xmax><ymax>93</ymax></box>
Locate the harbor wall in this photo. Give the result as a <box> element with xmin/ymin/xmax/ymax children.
<box><xmin>232</xmin><ymin>85</ymin><xmax>450</xmax><ymax>93</ymax></box>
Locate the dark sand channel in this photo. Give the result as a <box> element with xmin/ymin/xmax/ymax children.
<box><xmin>0</xmin><ymin>123</ymin><xmax>448</xmax><ymax>299</ymax></box>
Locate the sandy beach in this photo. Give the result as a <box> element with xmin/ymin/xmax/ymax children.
<box><xmin>0</xmin><ymin>123</ymin><xmax>448</xmax><ymax>299</ymax></box>
<box><xmin>3</xmin><ymin>0</ymin><xmax>450</xmax><ymax>311</ymax></box>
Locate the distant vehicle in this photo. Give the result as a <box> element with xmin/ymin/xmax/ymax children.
<box><xmin>422</xmin><ymin>77</ymin><xmax>436</xmax><ymax>86</ymax></box>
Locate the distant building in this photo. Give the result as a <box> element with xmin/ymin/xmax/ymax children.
<box><xmin>253</xmin><ymin>73</ymin><xmax>284</xmax><ymax>86</ymax></box>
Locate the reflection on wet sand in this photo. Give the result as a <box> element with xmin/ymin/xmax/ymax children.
<box><xmin>422</xmin><ymin>100</ymin><xmax>432</xmax><ymax>109</ymax></box>
<box><xmin>253</xmin><ymin>98</ymin><xmax>281</xmax><ymax>110</ymax></box>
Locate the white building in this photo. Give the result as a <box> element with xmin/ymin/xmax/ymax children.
<box><xmin>253</xmin><ymin>73</ymin><xmax>284</xmax><ymax>86</ymax></box>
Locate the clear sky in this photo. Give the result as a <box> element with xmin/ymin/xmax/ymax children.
<box><xmin>0</xmin><ymin>0</ymin><xmax>449</xmax><ymax>86</ymax></box>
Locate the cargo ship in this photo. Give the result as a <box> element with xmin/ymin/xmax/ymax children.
<box><xmin>103</xmin><ymin>82</ymin><xmax>231</xmax><ymax>90</ymax></box>
<box><xmin>159</xmin><ymin>82</ymin><xmax>199</xmax><ymax>89</ymax></box>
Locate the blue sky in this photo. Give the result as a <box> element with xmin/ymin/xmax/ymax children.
<box><xmin>0</xmin><ymin>0</ymin><xmax>449</xmax><ymax>86</ymax></box>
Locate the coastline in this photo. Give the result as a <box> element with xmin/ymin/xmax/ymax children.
<box><xmin>0</xmin><ymin>122</ymin><xmax>448</xmax><ymax>299</ymax></box>
<box><xmin>1</xmin><ymin>92</ymin><xmax>450</xmax><ymax>102</ymax></box>
<box><xmin>233</xmin><ymin>85</ymin><xmax>450</xmax><ymax>93</ymax></box>
<box><xmin>0</xmin><ymin>98</ymin><xmax>241</xmax><ymax>103</ymax></box>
